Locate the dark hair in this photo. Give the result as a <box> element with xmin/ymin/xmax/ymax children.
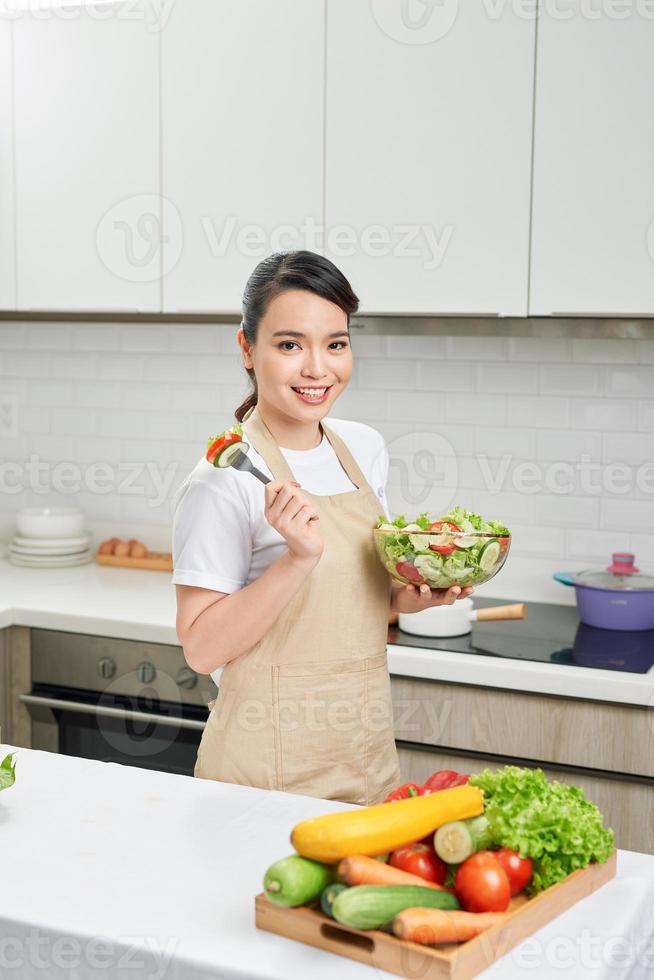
<box><xmin>234</xmin><ymin>250</ymin><xmax>359</xmax><ymax>423</ymax></box>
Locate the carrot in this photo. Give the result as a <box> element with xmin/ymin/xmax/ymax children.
<box><xmin>392</xmin><ymin>908</ymin><xmax>507</xmax><ymax>945</ymax></box>
<box><xmin>337</xmin><ymin>855</ymin><xmax>452</xmax><ymax>893</ymax></box>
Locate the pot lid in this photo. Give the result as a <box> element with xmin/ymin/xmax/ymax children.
<box><xmin>575</xmin><ymin>553</ymin><xmax>654</xmax><ymax>591</ymax></box>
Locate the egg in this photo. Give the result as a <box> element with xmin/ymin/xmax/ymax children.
<box><xmin>129</xmin><ymin>541</ymin><xmax>148</xmax><ymax>558</ymax></box>
<box><xmin>113</xmin><ymin>540</ymin><xmax>130</xmax><ymax>557</ymax></box>
<box><xmin>98</xmin><ymin>539</ymin><xmax>116</xmax><ymax>555</ymax></box>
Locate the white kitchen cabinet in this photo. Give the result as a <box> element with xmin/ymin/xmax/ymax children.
<box><xmin>324</xmin><ymin>2</ymin><xmax>535</xmax><ymax>315</ymax></box>
<box><xmin>0</xmin><ymin>19</ymin><xmax>16</xmax><ymax>309</ymax></box>
<box><xmin>161</xmin><ymin>0</ymin><xmax>324</xmax><ymax>312</ymax></box>
<box><xmin>530</xmin><ymin>11</ymin><xmax>654</xmax><ymax>315</ymax></box>
<box><xmin>12</xmin><ymin>0</ymin><xmax>160</xmax><ymax>311</ymax></box>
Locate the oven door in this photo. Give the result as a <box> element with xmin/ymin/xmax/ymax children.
<box><xmin>21</xmin><ymin>684</ymin><xmax>207</xmax><ymax>777</ymax></box>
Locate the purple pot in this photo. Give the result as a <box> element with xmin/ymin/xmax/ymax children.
<box><xmin>554</xmin><ymin>553</ymin><xmax>654</xmax><ymax>632</ymax></box>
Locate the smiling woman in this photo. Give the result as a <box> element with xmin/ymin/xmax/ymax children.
<box><xmin>171</xmin><ymin>250</ymin><xmax>460</xmax><ymax>806</ymax></box>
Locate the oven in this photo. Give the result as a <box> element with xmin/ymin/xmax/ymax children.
<box><xmin>20</xmin><ymin>629</ymin><xmax>216</xmax><ymax>777</ymax></box>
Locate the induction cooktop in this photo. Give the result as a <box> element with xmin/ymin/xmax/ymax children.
<box><xmin>387</xmin><ymin>597</ymin><xmax>654</xmax><ymax>674</ymax></box>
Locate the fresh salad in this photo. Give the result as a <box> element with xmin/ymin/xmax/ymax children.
<box><xmin>206</xmin><ymin>423</ymin><xmax>248</xmax><ymax>468</ymax></box>
<box><xmin>374</xmin><ymin>505</ymin><xmax>511</xmax><ymax>589</ymax></box>
<box><xmin>261</xmin><ymin>765</ymin><xmax>615</xmax><ymax>949</ymax></box>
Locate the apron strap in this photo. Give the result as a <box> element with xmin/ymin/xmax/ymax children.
<box><xmin>242</xmin><ymin>403</ymin><xmax>372</xmax><ymax>492</ymax></box>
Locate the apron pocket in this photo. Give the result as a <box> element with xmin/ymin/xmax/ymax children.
<box><xmin>272</xmin><ymin>653</ymin><xmax>394</xmax><ymax>803</ymax></box>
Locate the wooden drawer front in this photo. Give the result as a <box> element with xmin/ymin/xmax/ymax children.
<box><xmin>398</xmin><ymin>744</ymin><xmax>654</xmax><ymax>855</ymax></box>
<box><xmin>391</xmin><ymin>676</ymin><xmax>654</xmax><ymax>778</ymax></box>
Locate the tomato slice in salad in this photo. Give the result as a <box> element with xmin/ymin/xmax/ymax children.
<box><xmin>396</xmin><ymin>560</ymin><xmax>425</xmax><ymax>584</ymax></box>
<box><xmin>427</xmin><ymin>521</ymin><xmax>461</xmax><ymax>556</ymax></box>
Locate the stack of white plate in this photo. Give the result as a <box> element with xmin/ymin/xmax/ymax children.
<box><xmin>8</xmin><ymin>506</ymin><xmax>93</xmax><ymax>568</ymax></box>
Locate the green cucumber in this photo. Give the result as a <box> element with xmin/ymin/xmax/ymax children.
<box><xmin>264</xmin><ymin>855</ymin><xmax>334</xmax><ymax>907</ymax></box>
<box><xmin>434</xmin><ymin>815</ymin><xmax>493</xmax><ymax>864</ymax></box>
<box><xmin>331</xmin><ymin>884</ymin><xmax>459</xmax><ymax>930</ymax></box>
<box><xmin>479</xmin><ymin>539</ymin><xmax>501</xmax><ymax>572</ymax></box>
<box><xmin>214</xmin><ymin>440</ymin><xmax>247</xmax><ymax>468</ymax></box>
<box><xmin>320</xmin><ymin>882</ymin><xmax>348</xmax><ymax>918</ymax></box>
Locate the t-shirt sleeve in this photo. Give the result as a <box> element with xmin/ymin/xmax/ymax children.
<box><xmin>172</xmin><ymin>479</ymin><xmax>252</xmax><ymax>593</ymax></box>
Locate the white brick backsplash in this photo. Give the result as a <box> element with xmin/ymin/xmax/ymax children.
<box><xmin>27</xmin><ymin>380</ymin><xmax>73</xmax><ymax>406</ymax></box>
<box><xmin>505</xmin><ymin>395</ymin><xmax>569</xmax><ymax>428</ymax></box>
<box><xmin>601</xmin><ymin>497</ymin><xmax>653</xmax><ymax>532</ymax></box>
<box><xmin>446</xmin><ymin>394</ymin><xmax>506</xmax><ymax>425</ymax></box>
<box><xmin>72</xmin><ymin>325</ymin><xmax>121</xmax><ymax>351</ymax></box>
<box><xmin>572</xmin><ymin>339</ymin><xmax>636</xmax><ymax>363</ymax></box>
<box><xmin>387</xmin><ymin>335</ymin><xmax>443</xmax><ymax>359</ymax></box>
<box><xmin>98</xmin><ymin>411</ymin><xmax>145</xmax><ymax>439</ymax></box>
<box><xmin>508</xmin><ymin>337</ymin><xmax>571</xmax><ymax>362</ymax></box>
<box><xmin>418</xmin><ymin>361</ymin><xmax>474</xmax><ymax>392</ymax></box>
<box><xmin>51</xmin><ymin>408</ymin><xmax>97</xmax><ymax>436</ymax></box>
<box><xmin>27</xmin><ymin>325</ymin><xmax>72</xmax><ymax>350</ymax></box>
<box><xmin>566</xmin><ymin>528</ymin><xmax>631</xmax><ymax>562</ymax></box>
<box><xmin>445</xmin><ymin>336</ymin><xmax>508</xmax><ymax>361</ymax></box>
<box><xmin>2</xmin><ymin>325</ymin><xmax>654</xmax><ymax>550</ymax></box>
<box><xmin>535</xmin><ymin>494</ymin><xmax>600</xmax><ymax>527</ymax></box>
<box><xmin>536</xmin><ymin>429</ymin><xmax>601</xmax><ymax>462</ymax></box>
<box><xmin>606</xmin><ymin>367</ymin><xmax>654</xmax><ymax>398</ymax></box>
<box><xmin>631</xmin><ymin>531</ymin><xmax>654</xmax><ymax>556</ymax></box>
<box><xmin>476</xmin><ymin>362</ymin><xmax>538</xmax><ymax>394</ymax></box>
<box><xmin>540</xmin><ymin>364</ymin><xmax>602</xmax><ymax>396</ymax></box>
<box><xmin>121</xmin><ymin>383</ymin><xmax>173</xmax><ymax>412</ymax></box>
<box><xmin>51</xmin><ymin>353</ymin><xmax>96</xmax><ymax>379</ymax></box>
<box><xmin>75</xmin><ymin>381</ymin><xmax>121</xmax><ymax>408</ymax></box>
<box><xmin>603</xmin><ymin>432</ymin><xmax>654</xmax><ymax>466</ymax></box>
<box><xmin>120</xmin><ymin>326</ymin><xmax>170</xmax><ymax>352</ymax></box>
<box><xmin>571</xmin><ymin>397</ymin><xmax>637</xmax><ymax>431</ymax></box>
<box><xmin>359</xmin><ymin>358</ymin><xmax>416</xmax><ymax>389</ymax></box>
<box><xmin>639</xmin><ymin>401</ymin><xmax>654</xmax><ymax>430</ymax></box>
<box><xmin>474</xmin><ymin>426</ymin><xmax>535</xmax><ymax>458</ymax></box>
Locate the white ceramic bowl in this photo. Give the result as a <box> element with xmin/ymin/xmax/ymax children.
<box><xmin>16</xmin><ymin>506</ymin><xmax>87</xmax><ymax>539</ymax></box>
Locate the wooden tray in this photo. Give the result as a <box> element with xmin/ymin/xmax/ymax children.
<box><xmin>95</xmin><ymin>551</ymin><xmax>172</xmax><ymax>572</ymax></box>
<box><xmin>255</xmin><ymin>849</ymin><xmax>616</xmax><ymax>980</ymax></box>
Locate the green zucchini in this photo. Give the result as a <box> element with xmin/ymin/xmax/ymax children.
<box><xmin>320</xmin><ymin>882</ymin><xmax>348</xmax><ymax>918</ymax></box>
<box><xmin>264</xmin><ymin>855</ymin><xmax>334</xmax><ymax>908</ymax></box>
<box><xmin>434</xmin><ymin>814</ymin><xmax>493</xmax><ymax>864</ymax></box>
<box><xmin>331</xmin><ymin>884</ymin><xmax>459</xmax><ymax>930</ymax></box>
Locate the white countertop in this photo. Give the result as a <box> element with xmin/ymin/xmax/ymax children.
<box><xmin>1</xmin><ymin>743</ymin><xmax>653</xmax><ymax>980</ymax></box>
<box><xmin>0</xmin><ymin>557</ymin><xmax>652</xmax><ymax>707</ymax></box>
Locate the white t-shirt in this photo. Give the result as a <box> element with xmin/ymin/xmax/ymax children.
<box><xmin>171</xmin><ymin>416</ymin><xmax>391</xmax><ymax>596</ymax></box>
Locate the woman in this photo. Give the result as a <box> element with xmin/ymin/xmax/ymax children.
<box><xmin>173</xmin><ymin>250</ymin><xmax>472</xmax><ymax>805</ymax></box>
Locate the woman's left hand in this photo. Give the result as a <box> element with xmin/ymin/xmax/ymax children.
<box><xmin>391</xmin><ymin>582</ymin><xmax>473</xmax><ymax>614</ymax></box>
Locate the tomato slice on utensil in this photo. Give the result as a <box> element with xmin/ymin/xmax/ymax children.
<box><xmin>427</xmin><ymin>521</ymin><xmax>461</xmax><ymax>556</ymax></box>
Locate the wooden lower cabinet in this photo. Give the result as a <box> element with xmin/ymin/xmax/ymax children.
<box><xmin>0</xmin><ymin>626</ymin><xmax>31</xmax><ymax>747</ymax></box>
<box><xmin>397</xmin><ymin>743</ymin><xmax>654</xmax><ymax>855</ymax></box>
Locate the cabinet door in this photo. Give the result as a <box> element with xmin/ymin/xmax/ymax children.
<box><xmin>161</xmin><ymin>0</ymin><xmax>324</xmax><ymax>312</ymax></box>
<box><xmin>13</xmin><ymin>1</ymin><xmax>160</xmax><ymax>311</ymax></box>
<box><xmin>325</xmin><ymin>2</ymin><xmax>534</xmax><ymax>315</ymax></box>
<box><xmin>0</xmin><ymin>19</ymin><xmax>15</xmax><ymax>309</ymax></box>
<box><xmin>530</xmin><ymin>11</ymin><xmax>654</xmax><ymax>315</ymax></box>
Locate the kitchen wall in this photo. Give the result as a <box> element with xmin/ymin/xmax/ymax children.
<box><xmin>1</xmin><ymin>322</ymin><xmax>652</xmax><ymax>602</ymax></box>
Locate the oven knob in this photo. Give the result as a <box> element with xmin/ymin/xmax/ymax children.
<box><xmin>97</xmin><ymin>656</ymin><xmax>116</xmax><ymax>680</ymax></box>
<box><xmin>136</xmin><ymin>661</ymin><xmax>156</xmax><ymax>684</ymax></box>
<box><xmin>176</xmin><ymin>666</ymin><xmax>198</xmax><ymax>690</ymax></box>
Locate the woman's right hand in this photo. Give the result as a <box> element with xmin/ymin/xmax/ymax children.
<box><xmin>264</xmin><ymin>480</ymin><xmax>324</xmax><ymax>563</ymax></box>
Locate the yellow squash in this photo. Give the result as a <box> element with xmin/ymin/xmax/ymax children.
<box><xmin>291</xmin><ymin>785</ymin><xmax>484</xmax><ymax>863</ymax></box>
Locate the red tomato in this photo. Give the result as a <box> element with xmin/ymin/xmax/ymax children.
<box><xmin>390</xmin><ymin>843</ymin><xmax>447</xmax><ymax>885</ymax></box>
<box><xmin>455</xmin><ymin>852</ymin><xmax>511</xmax><ymax>913</ymax></box>
<box><xmin>494</xmin><ymin>848</ymin><xmax>533</xmax><ymax>896</ymax></box>
<box><xmin>395</xmin><ymin>560</ymin><xmax>425</xmax><ymax>583</ymax></box>
<box><xmin>427</xmin><ymin>521</ymin><xmax>461</xmax><ymax>556</ymax></box>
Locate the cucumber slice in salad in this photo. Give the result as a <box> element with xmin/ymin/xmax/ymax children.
<box><xmin>479</xmin><ymin>539</ymin><xmax>501</xmax><ymax>572</ymax></box>
<box><xmin>215</xmin><ymin>441</ymin><xmax>247</xmax><ymax>468</ymax></box>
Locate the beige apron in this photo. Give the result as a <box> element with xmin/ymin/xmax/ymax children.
<box><xmin>194</xmin><ymin>403</ymin><xmax>401</xmax><ymax>805</ymax></box>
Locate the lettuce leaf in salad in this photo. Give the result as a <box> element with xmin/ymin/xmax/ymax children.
<box><xmin>469</xmin><ymin>766</ymin><xmax>614</xmax><ymax>894</ymax></box>
<box><xmin>0</xmin><ymin>753</ymin><xmax>16</xmax><ymax>793</ymax></box>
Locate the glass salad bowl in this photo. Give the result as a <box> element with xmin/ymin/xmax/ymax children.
<box><xmin>373</xmin><ymin>511</ymin><xmax>511</xmax><ymax>589</ymax></box>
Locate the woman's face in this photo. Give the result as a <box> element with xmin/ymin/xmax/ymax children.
<box><xmin>238</xmin><ymin>288</ymin><xmax>353</xmax><ymax>423</ymax></box>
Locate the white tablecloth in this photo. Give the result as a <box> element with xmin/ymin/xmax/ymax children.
<box><xmin>0</xmin><ymin>743</ymin><xmax>653</xmax><ymax>979</ymax></box>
